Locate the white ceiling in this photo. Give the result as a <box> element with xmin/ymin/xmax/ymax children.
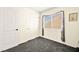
<box><xmin>29</xmin><ymin>7</ymin><xmax>52</xmax><ymax>13</ymax></box>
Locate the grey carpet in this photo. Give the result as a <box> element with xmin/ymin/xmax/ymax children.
<box><xmin>3</xmin><ymin>37</ymin><xmax>77</xmax><ymax>52</ymax></box>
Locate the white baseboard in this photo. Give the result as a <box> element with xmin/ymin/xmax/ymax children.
<box><xmin>40</xmin><ymin>36</ymin><xmax>77</xmax><ymax>48</ymax></box>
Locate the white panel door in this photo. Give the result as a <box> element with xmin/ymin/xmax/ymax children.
<box><xmin>0</xmin><ymin>8</ymin><xmax>19</xmax><ymax>51</ymax></box>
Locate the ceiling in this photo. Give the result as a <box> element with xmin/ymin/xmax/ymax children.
<box><xmin>29</xmin><ymin>7</ymin><xmax>53</xmax><ymax>13</ymax></box>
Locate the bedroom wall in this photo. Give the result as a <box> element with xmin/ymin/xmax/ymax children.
<box><xmin>0</xmin><ymin>7</ymin><xmax>39</xmax><ymax>51</ymax></box>
<box><xmin>15</xmin><ymin>8</ymin><xmax>39</xmax><ymax>43</ymax></box>
<box><xmin>40</xmin><ymin>7</ymin><xmax>79</xmax><ymax>47</ymax></box>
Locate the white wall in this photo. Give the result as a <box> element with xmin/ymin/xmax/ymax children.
<box><xmin>40</xmin><ymin>7</ymin><xmax>79</xmax><ymax>47</ymax></box>
<box><xmin>15</xmin><ymin>8</ymin><xmax>39</xmax><ymax>43</ymax></box>
<box><xmin>0</xmin><ymin>7</ymin><xmax>39</xmax><ymax>51</ymax></box>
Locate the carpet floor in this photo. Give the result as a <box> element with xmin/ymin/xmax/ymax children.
<box><xmin>3</xmin><ymin>37</ymin><xmax>78</xmax><ymax>52</ymax></box>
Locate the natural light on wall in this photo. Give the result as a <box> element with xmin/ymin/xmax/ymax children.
<box><xmin>16</xmin><ymin>8</ymin><xmax>39</xmax><ymax>32</ymax></box>
<box><xmin>15</xmin><ymin>8</ymin><xmax>39</xmax><ymax>46</ymax></box>
<box><xmin>29</xmin><ymin>16</ymin><xmax>39</xmax><ymax>30</ymax></box>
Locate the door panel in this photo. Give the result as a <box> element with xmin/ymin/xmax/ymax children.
<box><xmin>0</xmin><ymin>8</ymin><xmax>19</xmax><ymax>51</ymax></box>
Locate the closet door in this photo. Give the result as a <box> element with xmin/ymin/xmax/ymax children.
<box><xmin>0</xmin><ymin>8</ymin><xmax>19</xmax><ymax>50</ymax></box>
